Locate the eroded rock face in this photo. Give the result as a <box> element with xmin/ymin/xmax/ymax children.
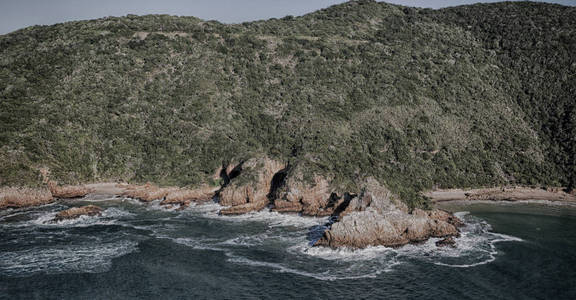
<box><xmin>54</xmin><ymin>205</ymin><xmax>102</xmax><ymax>221</ymax></box>
<box><xmin>315</xmin><ymin>179</ymin><xmax>461</xmax><ymax>248</ymax></box>
<box><xmin>436</xmin><ymin>236</ymin><xmax>456</xmax><ymax>247</ymax></box>
<box><xmin>0</xmin><ymin>187</ymin><xmax>54</xmax><ymax>210</ymax></box>
<box><xmin>272</xmin><ymin>175</ymin><xmax>337</xmax><ymax>216</ymax></box>
<box><xmin>219</xmin><ymin>157</ymin><xmax>285</xmax><ymax>215</ymax></box>
<box><xmin>121</xmin><ymin>183</ymin><xmax>178</xmax><ymax>202</ymax></box>
<box><xmin>160</xmin><ymin>186</ymin><xmax>219</xmax><ymax>209</ymax></box>
<box><xmin>48</xmin><ymin>181</ymin><xmax>93</xmax><ymax>199</ymax></box>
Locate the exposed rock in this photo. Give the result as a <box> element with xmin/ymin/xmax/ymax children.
<box><xmin>122</xmin><ymin>183</ymin><xmax>178</xmax><ymax>202</ymax></box>
<box><xmin>340</xmin><ymin>177</ymin><xmax>408</xmax><ymax>216</ymax></box>
<box><xmin>48</xmin><ymin>181</ymin><xmax>93</xmax><ymax>198</ymax></box>
<box><xmin>54</xmin><ymin>205</ymin><xmax>102</xmax><ymax>221</ymax></box>
<box><xmin>219</xmin><ymin>157</ymin><xmax>285</xmax><ymax>215</ymax></box>
<box><xmin>413</xmin><ymin>208</ymin><xmax>465</xmax><ymax>227</ymax></box>
<box><xmin>219</xmin><ymin>202</ymin><xmax>266</xmax><ymax>215</ymax></box>
<box><xmin>0</xmin><ymin>187</ymin><xmax>54</xmax><ymax>210</ymax></box>
<box><xmin>315</xmin><ymin>179</ymin><xmax>462</xmax><ymax>248</ymax></box>
<box><xmin>436</xmin><ymin>236</ymin><xmax>456</xmax><ymax>247</ymax></box>
<box><xmin>272</xmin><ymin>174</ymin><xmax>339</xmax><ymax>216</ymax></box>
<box><xmin>160</xmin><ymin>186</ymin><xmax>218</xmax><ymax>209</ymax></box>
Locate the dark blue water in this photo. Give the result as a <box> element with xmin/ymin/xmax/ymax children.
<box><xmin>1</xmin><ymin>197</ymin><xmax>575</xmax><ymax>299</ymax></box>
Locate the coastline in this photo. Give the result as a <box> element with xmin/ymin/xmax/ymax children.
<box><xmin>425</xmin><ymin>186</ymin><xmax>576</xmax><ymax>207</ymax></box>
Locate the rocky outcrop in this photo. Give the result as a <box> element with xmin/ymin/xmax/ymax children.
<box><xmin>314</xmin><ymin>178</ymin><xmax>462</xmax><ymax>248</ymax></box>
<box><xmin>0</xmin><ymin>187</ymin><xmax>54</xmax><ymax>210</ymax></box>
<box><xmin>219</xmin><ymin>157</ymin><xmax>286</xmax><ymax>215</ymax></box>
<box><xmin>122</xmin><ymin>183</ymin><xmax>178</xmax><ymax>202</ymax></box>
<box><xmin>160</xmin><ymin>186</ymin><xmax>218</xmax><ymax>209</ymax></box>
<box><xmin>272</xmin><ymin>175</ymin><xmax>338</xmax><ymax>216</ymax></box>
<box><xmin>48</xmin><ymin>181</ymin><xmax>93</xmax><ymax>199</ymax></box>
<box><xmin>53</xmin><ymin>205</ymin><xmax>102</xmax><ymax>221</ymax></box>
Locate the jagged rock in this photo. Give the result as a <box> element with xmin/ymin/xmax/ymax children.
<box><xmin>0</xmin><ymin>187</ymin><xmax>54</xmax><ymax>210</ymax></box>
<box><xmin>413</xmin><ymin>208</ymin><xmax>465</xmax><ymax>227</ymax></box>
<box><xmin>219</xmin><ymin>157</ymin><xmax>285</xmax><ymax>215</ymax></box>
<box><xmin>272</xmin><ymin>174</ymin><xmax>338</xmax><ymax>216</ymax></box>
<box><xmin>160</xmin><ymin>186</ymin><xmax>218</xmax><ymax>209</ymax></box>
<box><xmin>340</xmin><ymin>177</ymin><xmax>408</xmax><ymax>216</ymax></box>
<box><xmin>48</xmin><ymin>181</ymin><xmax>93</xmax><ymax>199</ymax></box>
<box><xmin>54</xmin><ymin>205</ymin><xmax>102</xmax><ymax>221</ymax></box>
<box><xmin>315</xmin><ymin>179</ymin><xmax>462</xmax><ymax>248</ymax></box>
<box><xmin>122</xmin><ymin>183</ymin><xmax>178</xmax><ymax>202</ymax></box>
<box><xmin>436</xmin><ymin>236</ymin><xmax>456</xmax><ymax>247</ymax></box>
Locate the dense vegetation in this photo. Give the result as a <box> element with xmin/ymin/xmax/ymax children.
<box><xmin>1</xmin><ymin>0</ymin><xmax>574</xmax><ymax>207</ymax></box>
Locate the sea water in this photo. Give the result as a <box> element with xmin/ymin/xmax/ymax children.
<box><xmin>1</xmin><ymin>197</ymin><xmax>575</xmax><ymax>299</ymax></box>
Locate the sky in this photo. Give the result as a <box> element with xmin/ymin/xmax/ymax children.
<box><xmin>0</xmin><ymin>0</ymin><xmax>575</xmax><ymax>35</ymax></box>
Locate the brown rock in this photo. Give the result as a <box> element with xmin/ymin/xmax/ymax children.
<box><xmin>436</xmin><ymin>236</ymin><xmax>456</xmax><ymax>247</ymax></box>
<box><xmin>48</xmin><ymin>181</ymin><xmax>93</xmax><ymax>199</ymax></box>
<box><xmin>341</xmin><ymin>177</ymin><xmax>408</xmax><ymax>217</ymax></box>
<box><xmin>0</xmin><ymin>187</ymin><xmax>54</xmax><ymax>210</ymax></box>
<box><xmin>161</xmin><ymin>186</ymin><xmax>218</xmax><ymax>208</ymax></box>
<box><xmin>272</xmin><ymin>174</ymin><xmax>335</xmax><ymax>216</ymax></box>
<box><xmin>219</xmin><ymin>202</ymin><xmax>269</xmax><ymax>215</ymax></box>
<box><xmin>413</xmin><ymin>208</ymin><xmax>464</xmax><ymax>227</ymax></box>
<box><xmin>122</xmin><ymin>183</ymin><xmax>178</xmax><ymax>202</ymax></box>
<box><xmin>315</xmin><ymin>179</ymin><xmax>461</xmax><ymax>249</ymax></box>
<box><xmin>218</xmin><ymin>156</ymin><xmax>285</xmax><ymax>214</ymax></box>
<box><xmin>54</xmin><ymin>205</ymin><xmax>102</xmax><ymax>221</ymax></box>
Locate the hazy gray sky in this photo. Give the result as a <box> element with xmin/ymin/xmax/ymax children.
<box><xmin>1</xmin><ymin>0</ymin><xmax>574</xmax><ymax>35</ymax></box>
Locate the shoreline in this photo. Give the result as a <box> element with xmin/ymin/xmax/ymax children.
<box><xmin>425</xmin><ymin>186</ymin><xmax>576</xmax><ymax>207</ymax></box>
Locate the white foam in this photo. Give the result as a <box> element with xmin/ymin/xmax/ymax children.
<box><xmin>26</xmin><ymin>207</ymin><xmax>133</xmax><ymax>227</ymax></box>
<box><xmin>205</xmin><ymin>209</ymin><xmax>326</xmax><ymax>228</ymax></box>
<box><xmin>0</xmin><ymin>240</ymin><xmax>138</xmax><ymax>277</ymax></box>
<box><xmin>219</xmin><ymin>233</ymin><xmax>270</xmax><ymax>247</ymax></box>
<box><xmin>169</xmin><ymin>237</ymin><xmax>225</xmax><ymax>252</ymax></box>
<box><xmin>226</xmin><ymin>254</ymin><xmax>394</xmax><ymax>281</ymax></box>
<box><xmin>290</xmin><ymin>242</ymin><xmax>397</xmax><ymax>262</ymax></box>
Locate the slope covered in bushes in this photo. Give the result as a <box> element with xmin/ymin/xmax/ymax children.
<box><xmin>1</xmin><ymin>0</ymin><xmax>574</xmax><ymax>207</ymax></box>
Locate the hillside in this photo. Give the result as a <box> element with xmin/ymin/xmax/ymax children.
<box><xmin>1</xmin><ymin>0</ymin><xmax>574</xmax><ymax>207</ymax></box>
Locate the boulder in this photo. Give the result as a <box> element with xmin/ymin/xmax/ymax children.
<box><xmin>161</xmin><ymin>185</ymin><xmax>218</xmax><ymax>209</ymax></box>
<box><xmin>54</xmin><ymin>205</ymin><xmax>102</xmax><ymax>221</ymax></box>
<box><xmin>48</xmin><ymin>181</ymin><xmax>93</xmax><ymax>199</ymax></box>
<box><xmin>0</xmin><ymin>187</ymin><xmax>54</xmax><ymax>210</ymax></box>
<box><xmin>436</xmin><ymin>236</ymin><xmax>456</xmax><ymax>247</ymax></box>
<box><xmin>122</xmin><ymin>183</ymin><xmax>178</xmax><ymax>202</ymax></box>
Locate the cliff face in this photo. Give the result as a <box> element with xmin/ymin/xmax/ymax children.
<box><xmin>1</xmin><ymin>1</ymin><xmax>575</xmax><ymax>209</ymax></box>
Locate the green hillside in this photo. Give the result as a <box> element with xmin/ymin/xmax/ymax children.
<box><xmin>1</xmin><ymin>0</ymin><xmax>574</xmax><ymax>207</ymax></box>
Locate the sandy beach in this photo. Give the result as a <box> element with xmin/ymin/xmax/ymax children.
<box><xmin>424</xmin><ymin>186</ymin><xmax>576</xmax><ymax>205</ymax></box>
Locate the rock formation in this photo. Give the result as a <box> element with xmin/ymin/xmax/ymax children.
<box><xmin>436</xmin><ymin>236</ymin><xmax>456</xmax><ymax>247</ymax></box>
<box><xmin>314</xmin><ymin>178</ymin><xmax>462</xmax><ymax>248</ymax></box>
<box><xmin>0</xmin><ymin>187</ymin><xmax>54</xmax><ymax>210</ymax></box>
<box><xmin>48</xmin><ymin>181</ymin><xmax>93</xmax><ymax>199</ymax></box>
<box><xmin>53</xmin><ymin>205</ymin><xmax>102</xmax><ymax>221</ymax></box>
<box><xmin>160</xmin><ymin>186</ymin><xmax>219</xmax><ymax>209</ymax></box>
<box><xmin>218</xmin><ymin>157</ymin><xmax>286</xmax><ymax>215</ymax></box>
<box><xmin>121</xmin><ymin>183</ymin><xmax>178</xmax><ymax>202</ymax></box>
<box><xmin>272</xmin><ymin>174</ymin><xmax>338</xmax><ymax>216</ymax></box>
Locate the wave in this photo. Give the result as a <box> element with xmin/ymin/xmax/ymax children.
<box><xmin>225</xmin><ymin>254</ymin><xmax>396</xmax><ymax>281</ymax></box>
<box><xmin>0</xmin><ymin>240</ymin><xmax>138</xmax><ymax>277</ymax></box>
<box><xmin>198</xmin><ymin>207</ymin><xmax>326</xmax><ymax>229</ymax></box>
<box><xmin>25</xmin><ymin>207</ymin><xmax>134</xmax><ymax>227</ymax></box>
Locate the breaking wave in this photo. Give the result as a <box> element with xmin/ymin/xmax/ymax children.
<box><xmin>0</xmin><ymin>240</ymin><xmax>138</xmax><ymax>277</ymax></box>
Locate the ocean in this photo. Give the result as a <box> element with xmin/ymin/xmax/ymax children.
<box><xmin>1</xmin><ymin>196</ymin><xmax>575</xmax><ymax>299</ymax></box>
